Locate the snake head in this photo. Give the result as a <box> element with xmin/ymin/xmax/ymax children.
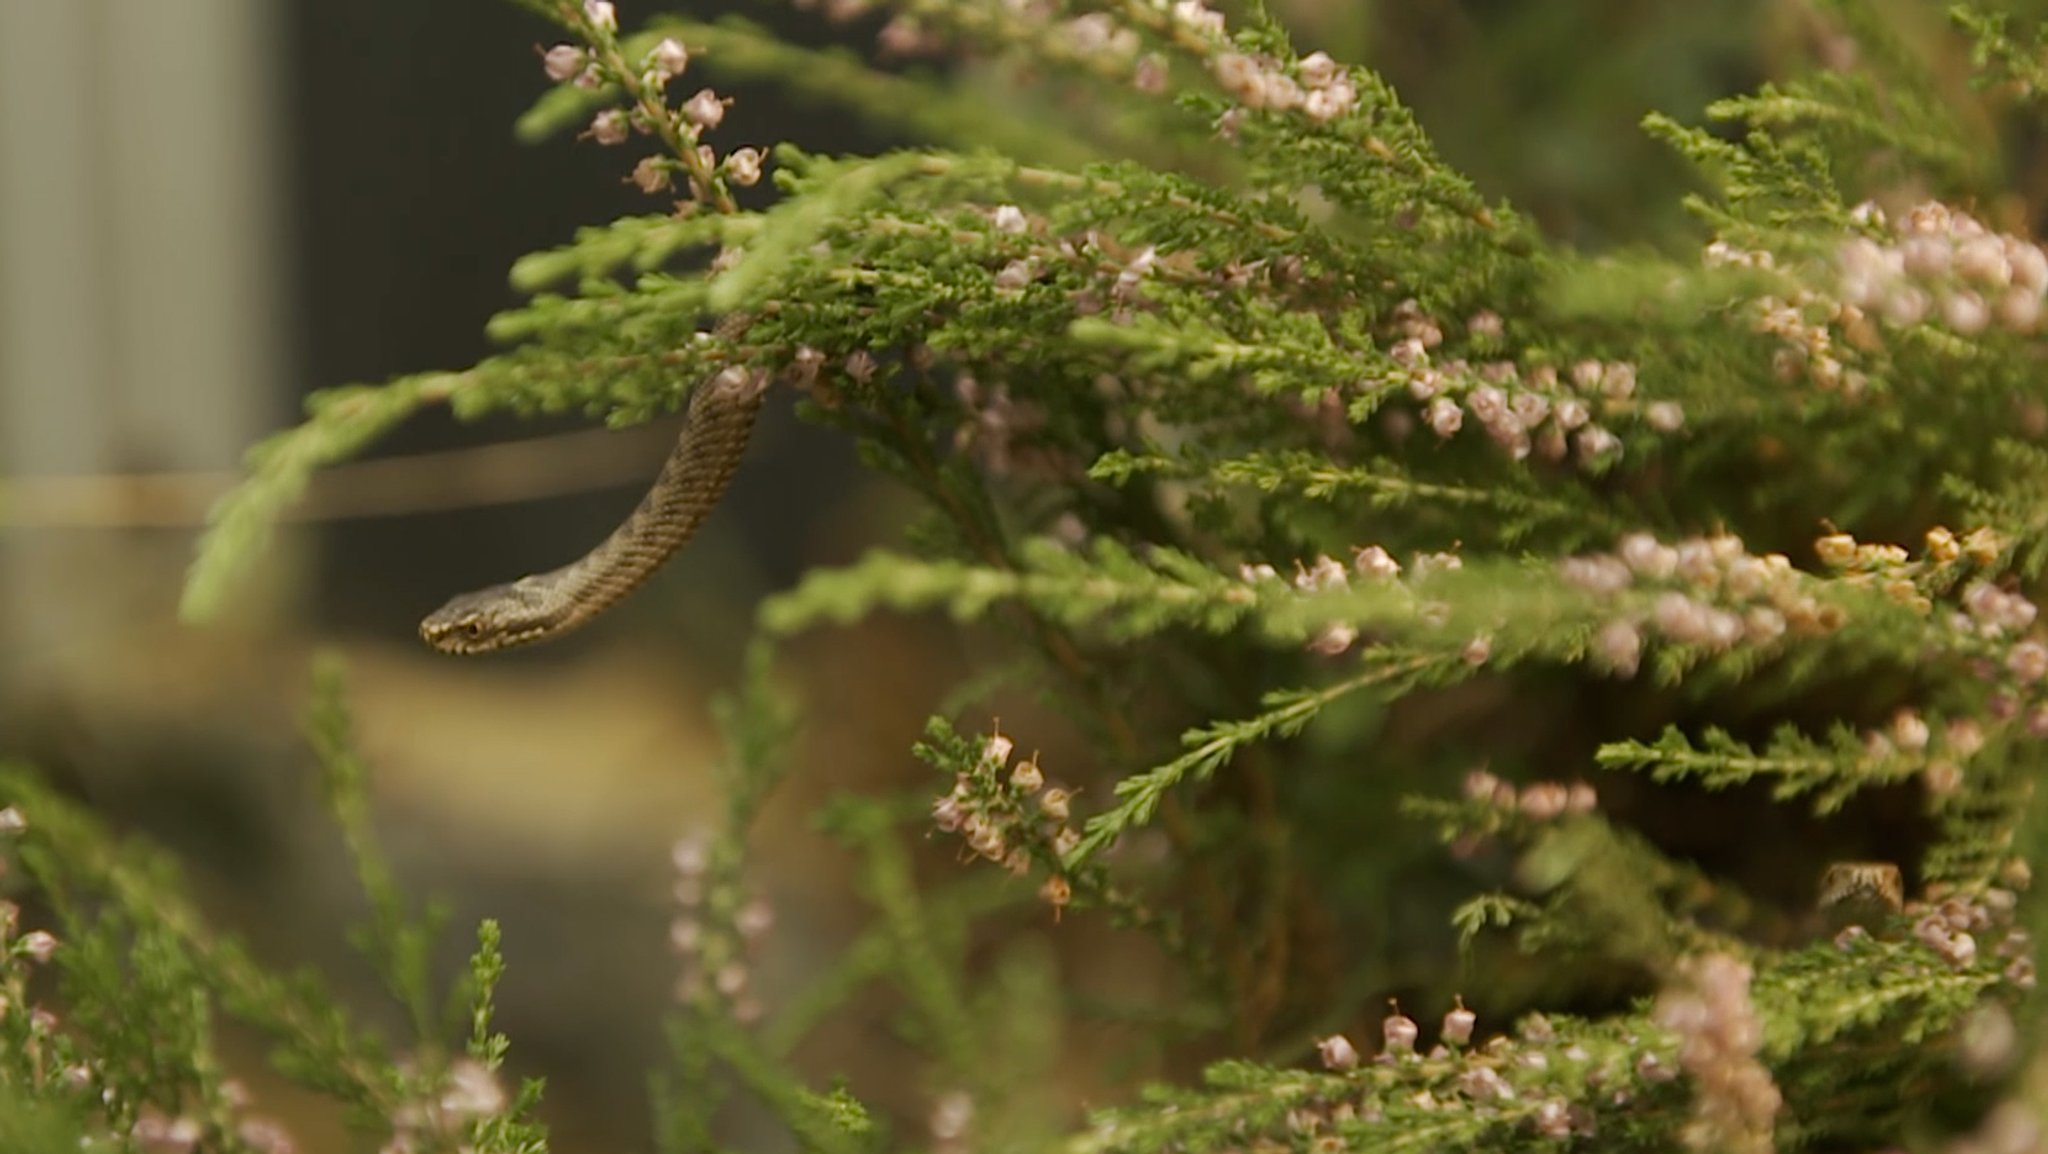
<box><xmin>419</xmin><ymin>578</ymin><xmax>561</xmax><ymax>654</ymax></box>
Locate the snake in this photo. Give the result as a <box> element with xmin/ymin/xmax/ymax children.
<box><xmin>1816</xmin><ymin>860</ymin><xmax>1905</xmax><ymax>934</ymax></box>
<box><xmin>419</xmin><ymin>366</ymin><xmax>767</xmax><ymax>654</ymax></box>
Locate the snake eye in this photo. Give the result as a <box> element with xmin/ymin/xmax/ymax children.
<box><xmin>464</xmin><ymin>620</ymin><xmax>487</xmax><ymax>640</ymax></box>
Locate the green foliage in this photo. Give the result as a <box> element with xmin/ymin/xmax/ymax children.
<box><xmin>21</xmin><ymin>0</ymin><xmax>2048</xmax><ymax>1150</ymax></box>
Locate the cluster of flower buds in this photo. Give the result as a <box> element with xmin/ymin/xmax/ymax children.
<box><xmin>1237</xmin><ymin>544</ymin><xmax>1456</xmax><ymax>657</ymax></box>
<box><xmin>1376</xmin><ymin>302</ymin><xmax>1665</xmax><ymax>470</ymax></box>
<box><xmin>1839</xmin><ymin>201</ymin><xmax>2048</xmax><ymax>337</ymax></box>
<box><xmin>954</xmin><ymin>372</ymin><xmax>1054</xmax><ymax>478</ymax></box>
<box><xmin>1706</xmin><ymin>239</ymin><xmax>1874</xmax><ymax>397</ymax></box>
<box><xmin>1561</xmin><ymin>531</ymin><xmax>1853</xmax><ymax>676</ymax></box>
<box><xmin>1317</xmin><ymin>998</ymin><xmax>1480</xmax><ymax>1071</ymax></box>
<box><xmin>1462</xmin><ymin>770</ymin><xmax>1598</xmax><ymax>822</ymax></box>
<box><xmin>1865</xmin><ymin>708</ymin><xmax>1985</xmax><ymax>797</ymax></box>
<box><xmin>1810</xmin><ymin>524</ymin><xmax>2048</xmax><ymax>741</ymax></box>
<box><xmin>932</xmin><ymin>729</ymin><xmax>1083</xmax><ymax>912</ymax></box>
<box><xmin>1882</xmin><ymin>885</ymin><xmax>2034</xmax><ymax>987</ymax></box>
<box><xmin>1210</xmin><ymin>47</ymin><xmax>1359</xmax><ymax>123</ymax></box>
<box><xmin>1309</xmin><ymin>1001</ymin><xmax>1591</xmax><ymax>1140</ymax></box>
<box><xmin>1653</xmin><ymin>954</ymin><xmax>1780</xmax><ymax>1154</ymax></box>
<box><xmin>669</xmin><ymin>834</ymin><xmax>776</xmax><ymax>1023</ymax></box>
<box><xmin>382</xmin><ymin>1059</ymin><xmax>509</xmax><ymax>1154</ymax></box>
<box><xmin>133</xmin><ymin>1091</ymin><xmax>299</xmax><ymax>1154</ymax></box>
<box><xmin>539</xmin><ymin>2</ymin><xmax>763</xmax><ymax>207</ymax></box>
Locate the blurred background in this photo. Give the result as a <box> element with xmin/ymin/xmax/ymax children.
<box><xmin>0</xmin><ymin>0</ymin><xmax>1779</xmax><ymax>1149</ymax></box>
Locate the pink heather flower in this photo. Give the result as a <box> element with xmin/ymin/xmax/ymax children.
<box><xmin>1382</xmin><ymin>1004</ymin><xmax>1419</xmax><ymax>1054</ymax></box>
<box><xmin>1172</xmin><ymin>0</ymin><xmax>1226</xmax><ymax>37</ymax></box>
<box><xmin>1426</xmin><ymin>396</ymin><xmax>1462</xmax><ymax>437</ymax></box>
<box><xmin>1892</xmin><ymin>710</ymin><xmax>1930</xmax><ymax>752</ymax></box>
<box><xmin>1573</xmin><ymin>424</ymin><xmax>1619</xmax><ymax>462</ymax></box>
<box><xmin>237</xmin><ymin>1118</ymin><xmax>299</xmax><ymax>1154</ymax></box>
<box><xmin>1390</xmin><ymin>337</ymin><xmax>1429</xmax><ymax>368</ymax></box>
<box><xmin>992</xmin><ymin>205</ymin><xmax>1028</xmax><ymax>234</ymax></box>
<box><xmin>542</xmin><ymin>44</ymin><xmax>585</xmax><ymax>83</ymax></box>
<box><xmin>1298</xmin><ymin>51</ymin><xmax>1339</xmax><ymax>88</ymax></box>
<box><xmin>672</xmin><ymin>836</ymin><xmax>711</xmax><ymax>877</ymax></box>
<box><xmin>0</xmin><ymin>807</ymin><xmax>23</xmax><ymax>834</ymax></box>
<box><xmin>1600</xmin><ymin>362</ymin><xmax>1637</xmax><ymax>399</ymax></box>
<box><xmin>1594</xmin><ymin>620</ymin><xmax>1643</xmax><ymax>677</ymax></box>
<box><xmin>1298</xmin><ymin>554</ymin><xmax>1348</xmax><ymax>592</ymax></box>
<box><xmin>589</xmin><ymin>109</ymin><xmax>628</xmax><ymax>145</ymax></box>
<box><xmin>724</xmin><ymin>147</ymin><xmax>763</xmax><ymax>187</ymax></box>
<box><xmin>583</xmin><ymin>1</ymin><xmax>618</xmax><ymax>32</ymax></box>
<box><xmin>1459</xmin><ymin>1066</ymin><xmax>1513</xmax><ymax>1101</ymax></box>
<box><xmin>683</xmin><ymin>89</ymin><xmax>726</xmax><ymax>129</ymax></box>
<box><xmin>737</xmin><ymin>899</ymin><xmax>775</xmax><ymax>941</ymax></box>
<box><xmin>1998</xmin><ymin>288</ymin><xmax>2042</xmax><ymax>331</ymax></box>
<box><xmin>1317</xmin><ymin>1034</ymin><xmax>1360</xmax><ymax>1070</ymax></box>
<box><xmin>1945</xmin><ymin>291</ymin><xmax>1990</xmax><ymax>335</ymax></box>
<box><xmin>1302</xmin><ymin>83</ymin><xmax>1356</xmax><ymax>122</ymax></box>
<box><xmin>1441</xmin><ymin>999</ymin><xmax>1476</xmax><ymax>1046</ymax></box>
<box><xmin>1884</xmin><ymin>285</ymin><xmax>1931</xmax><ymax>327</ymax></box>
<box><xmin>1561</xmin><ymin>555</ymin><xmax>1631</xmax><ymax>595</ymax></box>
<box><xmin>440</xmin><ymin>1058</ymin><xmax>507</xmax><ymax>1118</ymax></box>
<box><xmin>1133</xmin><ymin>53</ymin><xmax>1169</xmax><ymax>94</ymax></box>
<box><xmin>1352</xmin><ymin>545</ymin><xmax>1400</xmax><ymax>579</ymax></box>
<box><xmin>1010</xmin><ymin>759</ymin><xmax>1044</xmax><ymax>793</ymax></box>
<box><xmin>649</xmin><ymin>38</ymin><xmax>689</xmax><ymax>82</ymax></box>
<box><xmin>2009</xmin><ymin>640</ymin><xmax>2048</xmax><ymax>682</ymax></box>
<box><xmin>1956</xmin><ymin>235</ymin><xmax>2011</xmax><ymax>285</ymax></box>
<box><xmin>1518</xmin><ymin>783</ymin><xmax>1568</xmax><ymax>820</ymax></box>
<box><xmin>1510</xmin><ymin>391</ymin><xmax>1549</xmax><ymax>427</ymax></box>
<box><xmin>17</xmin><ymin>930</ymin><xmax>56</xmax><ymax>964</ymax></box>
<box><xmin>631</xmin><ymin>156</ymin><xmax>670</xmax><ymax>194</ymax></box>
<box><xmin>1307</xmin><ymin>622</ymin><xmax>1358</xmax><ymax>655</ymax></box>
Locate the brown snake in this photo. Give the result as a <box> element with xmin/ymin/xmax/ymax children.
<box><xmin>419</xmin><ymin>367</ymin><xmax>767</xmax><ymax>654</ymax></box>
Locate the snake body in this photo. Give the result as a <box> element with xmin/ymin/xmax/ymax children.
<box><xmin>420</xmin><ymin>367</ymin><xmax>767</xmax><ymax>654</ymax></box>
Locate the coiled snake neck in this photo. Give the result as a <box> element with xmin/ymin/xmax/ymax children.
<box><xmin>420</xmin><ymin>367</ymin><xmax>767</xmax><ymax>654</ymax></box>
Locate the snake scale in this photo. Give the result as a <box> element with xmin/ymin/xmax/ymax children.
<box><xmin>420</xmin><ymin>366</ymin><xmax>767</xmax><ymax>654</ymax></box>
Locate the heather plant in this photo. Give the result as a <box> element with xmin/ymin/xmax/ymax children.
<box><xmin>6</xmin><ymin>0</ymin><xmax>2048</xmax><ymax>1150</ymax></box>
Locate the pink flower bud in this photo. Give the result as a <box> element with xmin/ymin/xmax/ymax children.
<box><xmin>1441</xmin><ymin>997</ymin><xmax>1476</xmax><ymax>1045</ymax></box>
<box><xmin>19</xmin><ymin>930</ymin><xmax>57</xmax><ymax>964</ymax></box>
<box><xmin>724</xmin><ymin>147</ymin><xmax>763</xmax><ymax>187</ymax></box>
<box><xmin>589</xmin><ymin>109</ymin><xmax>628</xmax><ymax>145</ymax></box>
<box><xmin>649</xmin><ymin>38</ymin><xmax>689</xmax><ymax>81</ymax></box>
<box><xmin>683</xmin><ymin>88</ymin><xmax>726</xmax><ymax>129</ymax></box>
<box><xmin>1382</xmin><ymin>1004</ymin><xmax>1418</xmax><ymax>1054</ymax></box>
<box><xmin>1317</xmin><ymin>1034</ymin><xmax>1359</xmax><ymax>1070</ymax></box>
<box><xmin>542</xmin><ymin>44</ymin><xmax>585</xmax><ymax>83</ymax></box>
